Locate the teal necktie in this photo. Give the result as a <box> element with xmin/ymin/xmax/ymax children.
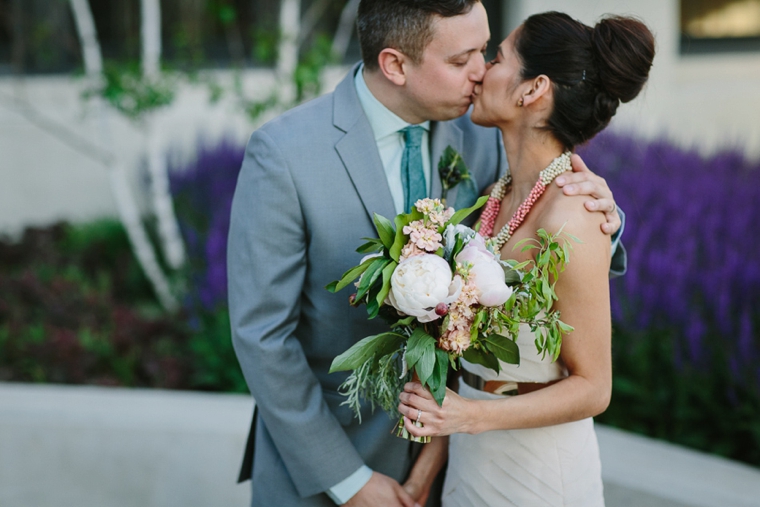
<box><xmin>400</xmin><ymin>126</ymin><xmax>427</xmax><ymax>213</ymax></box>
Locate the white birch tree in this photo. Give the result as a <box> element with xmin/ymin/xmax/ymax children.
<box><xmin>68</xmin><ymin>0</ymin><xmax>179</xmax><ymax>312</ymax></box>
<box><xmin>140</xmin><ymin>0</ymin><xmax>187</xmax><ymax>270</ymax></box>
<box><xmin>332</xmin><ymin>0</ymin><xmax>360</xmax><ymax>62</ymax></box>
<box><xmin>276</xmin><ymin>0</ymin><xmax>301</xmax><ymax>106</ymax></box>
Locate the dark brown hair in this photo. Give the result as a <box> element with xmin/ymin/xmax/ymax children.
<box><xmin>515</xmin><ymin>12</ymin><xmax>655</xmax><ymax>150</ymax></box>
<box><xmin>357</xmin><ymin>0</ymin><xmax>479</xmax><ymax>71</ymax></box>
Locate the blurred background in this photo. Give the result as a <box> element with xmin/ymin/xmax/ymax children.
<box><xmin>0</xmin><ymin>1</ymin><xmax>759</xmax><ymax>506</ymax></box>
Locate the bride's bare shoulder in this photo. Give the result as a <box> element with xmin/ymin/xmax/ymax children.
<box><xmin>539</xmin><ymin>192</ymin><xmax>608</xmax><ymax>250</ymax></box>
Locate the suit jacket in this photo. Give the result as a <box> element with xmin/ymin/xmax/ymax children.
<box><xmin>228</xmin><ymin>66</ymin><xmax>506</xmax><ymax>506</ymax></box>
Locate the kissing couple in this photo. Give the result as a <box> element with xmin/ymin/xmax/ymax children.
<box><xmin>228</xmin><ymin>1</ymin><xmax>654</xmax><ymax>506</ymax></box>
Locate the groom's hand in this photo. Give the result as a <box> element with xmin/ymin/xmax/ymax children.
<box><xmin>345</xmin><ymin>472</ymin><xmax>419</xmax><ymax>507</ymax></box>
<box><xmin>555</xmin><ymin>153</ymin><xmax>621</xmax><ymax>236</ymax></box>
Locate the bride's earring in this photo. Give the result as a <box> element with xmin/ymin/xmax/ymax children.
<box><xmin>517</xmin><ymin>97</ymin><xmax>524</xmax><ymax>107</ymax></box>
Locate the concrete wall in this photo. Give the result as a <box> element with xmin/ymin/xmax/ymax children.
<box><xmin>0</xmin><ymin>67</ymin><xmax>347</xmax><ymax>236</ymax></box>
<box><xmin>2</xmin><ymin>382</ymin><xmax>760</xmax><ymax>507</ymax></box>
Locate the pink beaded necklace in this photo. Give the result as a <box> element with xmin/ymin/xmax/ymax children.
<box><xmin>479</xmin><ymin>151</ymin><xmax>572</xmax><ymax>250</ymax></box>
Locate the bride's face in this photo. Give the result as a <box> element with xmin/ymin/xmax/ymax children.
<box><xmin>471</xmin><ymin>28</ymin><xmax>525</xmax><ymax>127</ymax></box>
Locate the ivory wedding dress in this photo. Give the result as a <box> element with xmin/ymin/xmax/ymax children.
<box><xmin>442</xmin><ymin>324</ymin><xmax>605</xmax><ymax>507</ymax></box>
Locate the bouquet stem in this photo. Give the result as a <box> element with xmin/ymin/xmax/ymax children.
<box><xmin>394</xmin><ymin>415</ymin><xmax>431</xmax><ymax>443</ymax></box>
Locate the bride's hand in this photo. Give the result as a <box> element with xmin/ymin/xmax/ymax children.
<box><xmin>555</xmin><ymin>153</ymin><xmax>621</xmax><ymax>236</ymax></box>
<box><xmin>398</xmin><ymin>382</ymin><xmax>476</xmax><ymax>437</ymax></box>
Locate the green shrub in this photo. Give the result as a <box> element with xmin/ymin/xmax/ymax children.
<box><xmin>0</xmin><ymin>220</ymin><xmax>246</xmax><ymax>393</ymax></box>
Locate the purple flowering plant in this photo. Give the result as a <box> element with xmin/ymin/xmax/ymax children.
<box><xmin>578</xmin><ymin>132</ymin><xmax>760</xmax><ymax>465</ymax></box>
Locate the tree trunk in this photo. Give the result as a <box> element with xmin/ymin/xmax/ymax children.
<box><xmin>140</xmin><ymin>0</ymin><xmax>161</xmax><ymax>78</ymax></box>
<box><xmin>276</xmin><ymin>0</ymin><xmax>300</xmax><ymax>106</ymax></box>
<box><xmin>331</xmin><ymin>0</ymin><xmax>359</xmax><ymax>62</ymax></box>
<box><xmin>69</xmin><ymin>0</ymin><xmax>179</xmax><ymax>311</ymax></box>
<box><xmin>140</xmin><ymin>0</ymin><xmax>187</xmax><ymax>270</ymax></box>
<box><xmin>297</xmin><ymin>0</ymin><xmax>331</xmax><ymax>48</ymax></box>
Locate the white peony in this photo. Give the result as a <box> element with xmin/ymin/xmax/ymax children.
<box><xmin>388</xmin><ymin>254</ymin><xmax>462</xmax><ymax>323</ymax></box>
<box><xmin>455</xmin><ymin>244</ymin><xmax>513</xmax><ymax>307</ymax></box>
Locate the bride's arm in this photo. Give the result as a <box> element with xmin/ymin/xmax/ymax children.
<box><xmin>398</xmin><ymin>202</ymin><xmax>612</xmax><ymax>436</ymax></box>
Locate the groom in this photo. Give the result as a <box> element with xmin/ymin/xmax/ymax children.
<box><xmin>228</xmin><ymin>1</ymin><xmax>625</xmax><ymax>506</ymax></box>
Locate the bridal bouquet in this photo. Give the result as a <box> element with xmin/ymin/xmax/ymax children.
<box><xmin>327</xmin><ymin>197</ymin><xmax>573</xmax><ymax>442</ymax></box>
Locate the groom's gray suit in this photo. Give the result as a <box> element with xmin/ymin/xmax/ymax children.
<box><xmin>228</xmin><ymin>65</ymin><xmax>506</xmax><ymax>506</ymax></box>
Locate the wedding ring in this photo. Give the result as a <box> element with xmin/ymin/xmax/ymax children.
<box><xmin>415</xmin><ymin>409</ymin><xmax>422</xmax><ymax>424</ymax></box>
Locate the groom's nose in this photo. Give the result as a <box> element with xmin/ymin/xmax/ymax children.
<box><xmin>470</xmin><ymin>53</ymin><xmax>486</xmax><ymax>83</ymax></box>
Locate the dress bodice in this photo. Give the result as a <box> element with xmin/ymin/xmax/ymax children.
<box><xmin>462</xmin><ymin>323</ymin><xmax>568</xmax><ymax>383</ymax></box>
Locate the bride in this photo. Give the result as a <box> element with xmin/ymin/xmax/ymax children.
<box><xmin>398</xmin><ymin>12</ymin><xmax>655</xmax><ymax>506</ymax></box>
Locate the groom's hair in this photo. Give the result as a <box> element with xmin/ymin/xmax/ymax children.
<box><xmin>357</xmin><ymin>0</ymin><xmax>480</xmax><ymax>71</ymax></box>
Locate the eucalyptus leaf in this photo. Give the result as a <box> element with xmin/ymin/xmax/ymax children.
<box><xmin>430</xmin><ymin>348</ymin><xmax>450</xmax><ymax>406</ymax></box>
<box><xmin>406</xmin><ymin>328</ymin><xmax>436</xmax><ymax>370</ymax></box>
<box><xmin>374</xmin><ymin>213</ymin><xmax>396</xmax><ymax>250</ymax></box>
<box><xmin>375</xmin><ymin>261</ymin><xmax>397</xmax><ymax>307</ymax></box>
<box><xmin>367</xmin><ymin>296</ymin><xmax>380</xmax><ymax>319</ymax></box>
<box><xmin>356</xmin><ymin>239</ymin><xmax>384</xmax><ymax>254</ymax></box>
<box><xmin>390</xmin><ymin>315</ymin><xmax>416</xmax><ymax>328</ymax></box>
<box><xmin>484</xmin><ymin>334</ymin><xmax>520</xmax><ymax>365</ymax></box>
<box><xmin>448</xmin><ymin>195</ymin><xmax>489</xmax><ymax>226</ymax></box>
<box><xmin>416</xmin><ymin>345</ymin><xmax>436</xmax><ymax>387</ymax></box>
<box><xmin>328</xmin><ymin>256</ymin><xmax>376</xmax><ymax>293</ymax></box>
<box><xmin>356</xmin><ymin>258</ymin><xmax>389</xmax><ymax>301</ymax></box>
<box><xmin>389</xmin><ymin>214</ymin><xmax>410</xmax><ymax>262</ymax></box>
<box><xmin>462</xmin><ymin>346</ymin><xmax>500</xmax><ymax>373</ymax></box>
<box><xmin>330</xmin><ymin>332</ymin><xmax>405</xmax><ymax>372</ymax></box>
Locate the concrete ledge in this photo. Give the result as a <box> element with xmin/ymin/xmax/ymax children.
<box><xmin>2</xmin><ymin>382</ymin><xmax>759</xmax><ymax>507</ymax></box>
<box><xmin>597</xmin><ymin>424</ymin><xmax>760</xmax><ymax>507</ymax></box>
<box><xmin>0</xmin><ymin>383</ymin><xmax>253</xmax><ymax>507</ymax></box>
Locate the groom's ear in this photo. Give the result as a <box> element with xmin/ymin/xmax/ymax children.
<box><xmin>377</xmin><ymin>48</ymin><xmax>408</xmax><ymax>86</ymax></box>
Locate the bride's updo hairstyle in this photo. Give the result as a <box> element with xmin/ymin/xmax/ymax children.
<box><xmin>515</xmin><ymin>12</ymin><xmax>655</xmax><ymax>150</ymax></box>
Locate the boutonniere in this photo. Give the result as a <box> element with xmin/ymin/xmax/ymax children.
<box><xmin>438</xmin><ymin>146</ymin><xmax>473</xmax><ymax>206</ymax></box>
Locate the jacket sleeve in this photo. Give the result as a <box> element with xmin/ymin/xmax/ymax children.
<box><xmin>227</xmin><ymin>129</ymin><xmax>365</xmax><ymax>498</ymax></box>
<box><xmin>609</xmin><ymin>207</ymin><xmax>628</xmax><ymax>278</ymax></box>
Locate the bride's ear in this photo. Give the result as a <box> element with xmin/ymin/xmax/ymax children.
<box><xmin>521</xmin><ymin>75</ymin><xmax>552</xmax><ymax>107</ymax></box>
<box><xmin>377</xmin><ymin>48</ymin><xmax>408</xmax><ymax>86</ymax></box>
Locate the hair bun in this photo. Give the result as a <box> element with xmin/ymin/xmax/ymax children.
<box><xmin>591</xmin><ymin>16</ymin><xmax>655</xmax><ymax>103</ymax></box>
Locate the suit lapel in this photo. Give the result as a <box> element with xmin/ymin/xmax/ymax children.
<box><xmin>333</xmin><ymin>67</ymin><xmax>397</xmax><ymax>223</ymax></box>
<box><xmin>430</xmin><ymin>120</ymin><xmax>464</xmax><ymax>205</ymax></box>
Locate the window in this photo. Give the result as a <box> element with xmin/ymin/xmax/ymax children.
<box><xmin>681</xmin><ymin>0</ymin><xmax>760</xmax><ymax>54</ymax></box>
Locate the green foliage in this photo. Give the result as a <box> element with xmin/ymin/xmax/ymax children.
<box><xmin>438</xmin><ymin>146</ymin><xmax>473</xmax><ymax>205</ymax></box>
<box><xmin>241</xmin><ymin>31</ymin><xmax>336</xmax><ymax>122</ymax></box>
<box><xmin>330</xmin><ymin>332</ymin><xmax>405</xmax><ymax>373</ymax></box>
<box><xmin>251</xmin><ymin>28</ymin><xmax>279</xmax><ymax>65</ymax></box>
<box><xmin>0</xmin><ymin>221</ymin><xmax>245</xmax><ymax>393</ymax></box>
<box><xmin>598</xmin><ymin>325</ymin><xmax>760</xmax><ymax>467</ymax></box>
<box><xmin>448</xmin><ymin>195</ymin><xmax>489</xmax><ymax>227</ymax></box>
<box><xmin>294</xmin><ymin>34</ymin><xmax>334</xmax><ymax>102</ymax></box>
<box><xmin>187</xmin><ymin>306</ymin><xmax>247</xmax><ymax>393</ymax></box>
<box><xmin>508</xmin><ymin>228</ymin><xmax>576</xmax><ymax>361</ymax></box>
<box><xmin>85</xmin><ymin>62</ymin><xmax>177</xmax><ymax>120</ymax></box>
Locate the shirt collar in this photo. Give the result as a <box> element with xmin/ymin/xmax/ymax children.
<box><xmin>354</xmin><ymin>64</ymin><xmax>430</xmax><ymax>141</ymax></box>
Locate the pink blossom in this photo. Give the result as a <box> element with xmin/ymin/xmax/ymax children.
<box><xmin>403</xmin><ymin>220</ymin><xmax>426</xmax><ymax>236</ymax></box>
<box><xmin>410</xmin><ymin>227</ymin><xmax>443</xmax><ymax>252</ymax></box>
<box><xmin>458</xmin><ymin>282</ymin><xmax>479</xmax><ymax>307</ymax></box>
<box><xmin>400</xmin><ymin>242</ymin><xmax>425</xmax><ymax>262</ymax></box>
<box><xmin>444</xmin><ymin>328</ymin><xmax>471</xmax><ymax>354</ymax></box>
<box><xmin>415</xmin><ymin>198</ymin><xmax>443</xmax><ymax>214</ymax></box>
<box><xmin>447</xmin><ymin>307</ymin><xmax>471</xmax><ymax>331</ymax></box>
